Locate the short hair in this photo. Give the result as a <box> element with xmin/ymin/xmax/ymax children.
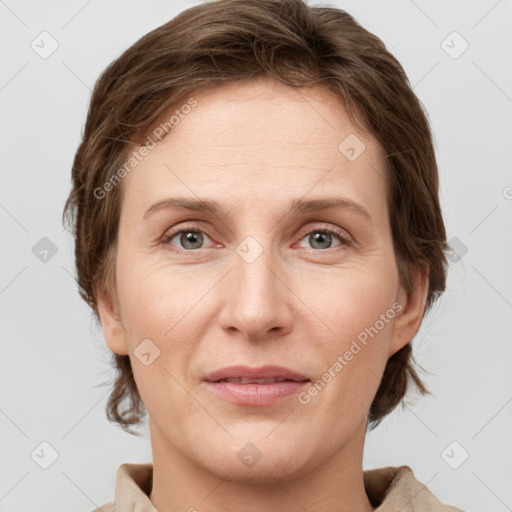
<box><xmin>63</xmin><ymin>0</ymin><xmax>449</xmax><ymax>436</ymax></box>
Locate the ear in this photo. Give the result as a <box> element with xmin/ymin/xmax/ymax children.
<box><xmin>389</xmin><ymin>261</ymin><xmax>430</xmax><ymax>357</ymax></box>
<box><xmin>96</xmin><ymin>286</ymin><xmax>130</xmax><ymax>356</ymax></box>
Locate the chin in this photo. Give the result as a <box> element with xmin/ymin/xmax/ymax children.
<box><xmin>197</xmin><ymin>439</ymin><xmax>316</xmax><ymax>484</ymax></box>
<box><xmin>211</xmin><ymin>458</ymin><xmax>307</xmax><ymax>485</ymax></box>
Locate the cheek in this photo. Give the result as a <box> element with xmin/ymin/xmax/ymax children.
<box><xmin>116</xmin><ymin>253</ymin><xmax>211</xmax><ymax>338</ymax></box>
<box><xmin>299</xmin><ymin>300</ymin><xmax>395</xmax><ymax>430</ymax></box>
<box><xmin>318</xmin><ymin>296</ymin><xmax>395</xmax><ymax>381</ymax></box>
<box><xmin>115</xmin><ymin>261</ymin><xmax>203</xmax><ymax>415</ymax></box>
<box><xmin>297</xmin><ymin>261</ymin><xmax>398</xmax><ymax>340</ymax></box>
<box><xmin>294</xmin><ymin>266</ymin><xmax>398</xmax><ymax>403</ymax></box>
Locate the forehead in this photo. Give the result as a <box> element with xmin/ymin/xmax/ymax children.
<box><xmin>152</xmin><ymin>77</ymin><xmax>373</xmax><ymax>158</ymax></box>
<box><xmin>120</xmin><ymin>76</ymin><xmax>388</xmax><ymax>221</ymax></box>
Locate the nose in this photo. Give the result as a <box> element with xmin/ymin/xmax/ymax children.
<box><xmin>217</xmin><ymin>245</ymin><xmax>294</xmax><ymax>341</ymax></box>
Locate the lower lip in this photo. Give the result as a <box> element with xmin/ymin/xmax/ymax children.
<box><xmin>202</xmin><ymin>380</ymin><xmax>310</xmax><ymax>405</ymax></box>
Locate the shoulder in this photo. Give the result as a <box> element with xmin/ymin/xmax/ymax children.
<box><xmin>365</xmin><ymin>465</ymin><xmax>465</xmax><ymax>511</ymax></box>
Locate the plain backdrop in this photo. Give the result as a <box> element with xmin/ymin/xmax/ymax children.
<box><xmin>1</xmin><ymin>0</ymin><xmax>511</xmax><ymax>511</ymax></box>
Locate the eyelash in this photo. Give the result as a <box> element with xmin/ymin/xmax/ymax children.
<box><xmin>162</xmin><ymin>224</ymin><xmax>352</xmax><ymax>253</ymax></box>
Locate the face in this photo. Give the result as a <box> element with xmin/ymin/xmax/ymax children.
<box><xmin>98</xmin><ymin>76</ymin><xmax>427</xmax><ymax>483</ymax></box>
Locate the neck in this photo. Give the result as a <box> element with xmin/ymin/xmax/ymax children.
<box><xmin>148</xmin><ymin>417</ymin><xmax>374</xmax><ymax>512</ymax></box>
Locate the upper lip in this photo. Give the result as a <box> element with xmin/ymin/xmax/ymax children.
<box><xmin>203</xmin><ymin>365</ymin><xmax>309</xmax><ymax>382</ymax></box>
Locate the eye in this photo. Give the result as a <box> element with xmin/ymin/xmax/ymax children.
<box><xmin>296</xmin><ymin>225</ymin><xmax>351</xmax><ymax>250</ymax></box>
<box><xmin>162</xmin><ymin>224</ymin><xmax>351</xmax><ymax>253</ymax></box>
<box><xmin>163</xmin><ymin>227</ymin><xmax>214</xmax><ymax>251</ymax></box>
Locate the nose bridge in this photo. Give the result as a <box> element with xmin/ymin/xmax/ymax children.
<box><xmin>219</xmin><ymin>236</ymin><xmax>293</xmax><ymax>339</ymax></box>
<box><xmin>237</xmin><ymin>244</ymin><xmax>276</xmax><ymax>304</ymax></box>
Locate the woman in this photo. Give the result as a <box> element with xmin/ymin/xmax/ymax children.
<box><xmin>63</xmin><ymin>0</ymin><xmax>463</xmax><ymax>509</ymax></box>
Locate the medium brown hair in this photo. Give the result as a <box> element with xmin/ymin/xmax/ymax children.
<box><xmin>63</xmin><ymin>0</ymin><xmax>448</xmax><ymax>436</ymax></box>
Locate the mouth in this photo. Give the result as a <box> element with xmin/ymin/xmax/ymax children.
<box><xmin>214</xmin><ymin>377</ymin><xmax>307</xmax><ymax>384</ymax></box>
<box><xmin>201</xmin><ymin>365</ymin><xmax>310</xmax><ymax>406</ymax></box>
<box><xmin>202</xmin><ymin>364</ymin><xmax>310</xmax><ymax>383</ymax></box>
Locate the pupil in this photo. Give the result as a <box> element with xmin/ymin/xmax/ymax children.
<box><xmin>311</xmin><ymin>232</ymin><xmax>331</xmax><ymax>249</ymax></box>
<box><xmin>182</xmin><ymin>231</ymin><xmax>203</xmax><ymax>249</ymax></box>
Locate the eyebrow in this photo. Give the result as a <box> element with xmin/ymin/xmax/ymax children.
<box><xmin>143</xmin><ymin>196</ymin><xmax>372</xmax><ymax>222</ymax></box>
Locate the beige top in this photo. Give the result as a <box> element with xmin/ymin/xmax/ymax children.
<box><xmin>92</xmin><ymin>463</ymin><xmax>464</xmax><ymax>511</ymax></box>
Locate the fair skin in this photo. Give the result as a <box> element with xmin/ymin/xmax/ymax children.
<box><xmin>97</xmin><ymin>76</ymin><xmax>428</xmax><ymax>512</ymax></box>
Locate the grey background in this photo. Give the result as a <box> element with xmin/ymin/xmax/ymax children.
<box><xmin>1</xmin><ymin>0</ymin><xmax>511</xmax><ymax>510</ymax></box>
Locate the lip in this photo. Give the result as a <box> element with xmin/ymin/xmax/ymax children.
<box><xmin>202</xmin><ymin>364</ymin><xmax>309</xmax><ymax>383</ymax></box>
<box><xmin>202</xmin><ymin>380</ymin><xmax>310</xmax><ymax>406</ymax></box>
<box><xmin>201</xmin><ymin>365</ymin><xmax>310</xmax><ymax>406</ymax></box>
